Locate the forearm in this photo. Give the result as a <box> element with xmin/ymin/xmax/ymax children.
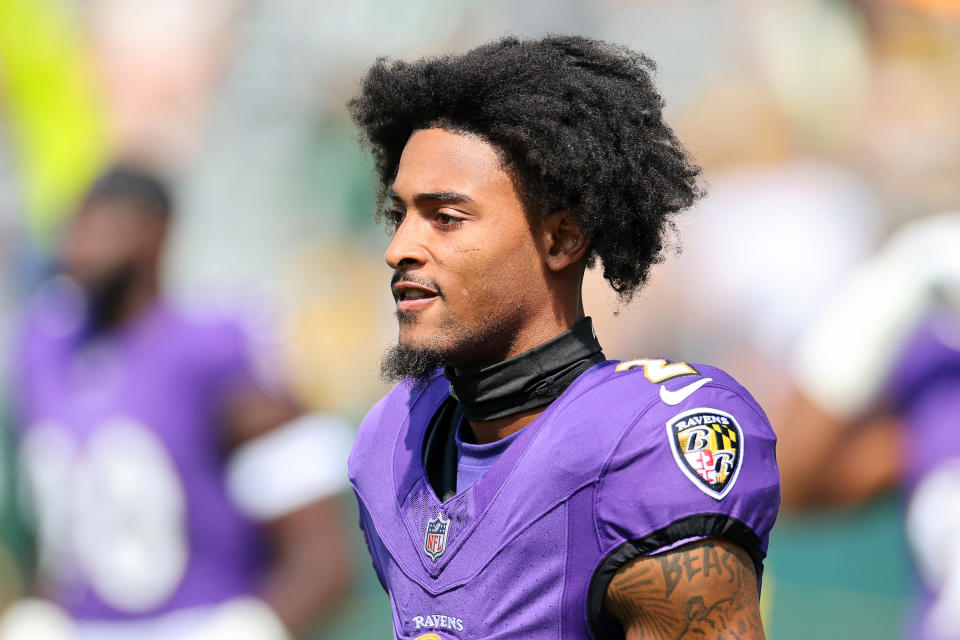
<box><xmin>774</xmin><ymin>389</ymin><xmax>851</xmax><ymax>507</ymax></box>
<box><xmin>259</xmin><ymin>497</ymin><xmax>353</xmax><ymax>637</ymax></box>
<box><xmin>260</xmin><ymin>548</ymin><xmax>351</xmax><ymax>636</ymax></box>
<box><xmin>775</xmin><ymin>388</ymin><xmax>903</xmax><ymax>508</ymax></box>
<box><xmin>222</xmin><ymin>395</ymin><xmax>355</xmax><ymax>636</ymax></box>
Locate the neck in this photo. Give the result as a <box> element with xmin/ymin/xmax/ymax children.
<box><xmin>87</xmin><ymin>273</ymin><xmax>159</xmax><ymax>335</ymax></box>
<box><xmin>118</xmin><ymin>280</ymin><xmax>159</xmax><ymax>324</ymax></box>
<box><xmin>446</xmin><ymin>316</ymin><xmax>604</xmax><ymax>442</ymax></box>
<box><xmin>452</xmin><ymin>303</ymin><xmax>586</xmax><ymax>377</ymax></box>
<box><xmin>468</xmin><ymin>407</ymin><xmax>542</xmax><ymax>445</ymax></box>
<box><xmin>465</xmin><ymin>310</ymin><xmax>584</xmax><ymax>444</ymax></box>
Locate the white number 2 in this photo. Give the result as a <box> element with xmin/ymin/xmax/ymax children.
<box><xmin>615</xmin><ymin>358</ymin><xmax>698</xmax><ymax>383</ymax></box>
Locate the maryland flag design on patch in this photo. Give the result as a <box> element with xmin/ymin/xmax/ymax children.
<box><xmin>667</xmin><ymin>408</ymin><xmax>744</xmax><ymax>500</ymax></box>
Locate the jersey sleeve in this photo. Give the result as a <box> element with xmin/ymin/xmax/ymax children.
<box><xmin>899</xmin><ymin>371</ymin><xmax>960</xmax><ymax>488</ymax></box>
<box><xmin>588</xmin><ymin>377</ymin><xmax>780</xmax><ymax>633</ymax></box>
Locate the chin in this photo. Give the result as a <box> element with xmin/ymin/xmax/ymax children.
<box><xmin>397</xmin><ymin>312</ymin><xmax>445</xmax><ymax>346</ymax></box>
<box><xmin>398</xmin><ymin>326</ymin><xmax>443</xmax><ymax>353</ymax></box>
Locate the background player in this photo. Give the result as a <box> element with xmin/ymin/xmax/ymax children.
<box><xmin>0</xmin><ymin>166</ymin><xmax>352</xmax><ymax>640</ymax></box>
<box><xmin>778</xmin><ymin>212</ymin><xmax>960</xmax><ymax>639</ymax></box>
<box><xmin>348</xmin><ymin>35</ymin><xmax>779</xmax><ymax>640</ymax></box>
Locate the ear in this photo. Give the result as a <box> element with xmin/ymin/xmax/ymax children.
<box><xmin>542</xmin><ymin>212</ymin><xmax>589</xmax><ymax>272</ymax></box>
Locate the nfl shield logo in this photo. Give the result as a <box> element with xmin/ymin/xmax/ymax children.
<box><xmin>424</xmin><ymin>513</ymin><xmax>450</xmax><ymax>561</ymax></box>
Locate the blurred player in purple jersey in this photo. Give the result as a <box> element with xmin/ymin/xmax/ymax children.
<box><xmin>0</xmin><ymin>166</ymin><xmax>352</xmax><ymax>640</ymax></box>
<box><xmin>346</xmin><ymin>35</ymin><xmax>780</xmax><ymax>640</ymax></box>
<box><xmin>779</xmin><ymin>212</ymin><xmax>960</xmax><ymax>640</ymax></box>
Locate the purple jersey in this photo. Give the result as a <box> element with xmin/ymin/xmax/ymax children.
<box><xmin>349</xmin><ymin>359</ymin><xmax>780</xmax><ymax>639</ymax></box>
<box><xmin>13</xmin><ymin>286</ymin><xmax>266</xmax><ymax>621</ymax></box>
<box><xmin>888</xmin><ymin>313</ymin><xmax>960</xmax><ymax>640</ymax></box>
<box><xmin>889</xmin><ymin>314</ymin><xmax>960</xmax><ymax>491</ymax></box>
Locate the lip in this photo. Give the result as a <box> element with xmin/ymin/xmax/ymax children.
<box><xmin>393</xmin><ymin>282</ymin><xmax>440</xmax><ymax>312</ymax></box>
<box><xmin>397</xmin><ymin>296</ymin><xmax>438</xmax><ymax>312</ymax></box>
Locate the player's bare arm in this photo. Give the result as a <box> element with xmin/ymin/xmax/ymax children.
<box><xmin>222</xmin><ymin>389</ymin><xmax>353</xmax><ymax>636</ymax></box>
<box><xmin>776</xmin><ymin>389</ymin><xmax>903</xmax><ymax>507</ymax></box>
<box><xmin>604</xmin><ymin>539</ymin><xmax>764</xmax><ymax>640</ymax></box>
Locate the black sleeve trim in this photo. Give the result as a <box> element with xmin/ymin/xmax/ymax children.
<box><xmin>586</xmin><ymin>514</ymin><xmax>765</xmax><ymax>640</ymax></box>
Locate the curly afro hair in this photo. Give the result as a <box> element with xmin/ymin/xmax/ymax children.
<box><xmin>348</xmin><ymin>34</ymin><xmax>703</xmax><ymax>301</ymax></box>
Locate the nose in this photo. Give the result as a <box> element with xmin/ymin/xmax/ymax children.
<box><xmin>384</xmin><ymin>217</ymin><xmax>428</xmax><ymax>270</ymax></box>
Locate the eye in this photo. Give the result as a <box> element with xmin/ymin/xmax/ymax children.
<box><xmin>435</xmin><ymin>210</ymin><xmax>463</xmax><ymax>229</ymax></box>
<box><xmin>383</xmin><ymin>208</ymin><xmax>405</xmax><ymax>230</ymax></box>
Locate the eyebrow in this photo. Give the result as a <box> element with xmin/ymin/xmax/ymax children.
<box><xmin>387</xmin><ymin>188</ymin><xmax>474</xmax><ymax>205</ymax></box>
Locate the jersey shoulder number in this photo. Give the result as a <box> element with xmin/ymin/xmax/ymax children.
<box><xmin>615</xmin><ymin>357</ymin><xmax>713</xmax><ymax>406</ymax></box>
<box><xmin>615</xmin><ymin>358</ymin><xmax>699</xmax><ymax>383</ymax></box>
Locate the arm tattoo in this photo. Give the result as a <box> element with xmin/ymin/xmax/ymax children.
<box><xmin>603</xmin><ymin>539</ymin><xmax>765</xmax><ymax>640</ymax></box>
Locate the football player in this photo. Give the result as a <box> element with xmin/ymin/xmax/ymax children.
<box><xmin>780</xmin><ymin>212</ymin><xmax>960</xmax><ymax>639</ymax></box>
<box><xmin>347</xmin><ymin>35</ymin><xmax>780</xmax><ymax>640</ymax></box>
<box><xmin>0</xmin><ymin>166</ymin><xmax>352</xmax><ymax>640</ymax></box>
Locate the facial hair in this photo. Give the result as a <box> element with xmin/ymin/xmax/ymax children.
<box><xmin>380</xmin><ymin>303</ymin><xmax>516</xmax><ymax>388</ymax></box>
<box><xmin>379</xmin><ymin>343</ymin><xmax>447</xmax><ymax>389</ymax></box>
<box><xmin>83</xmin><ymin>264</ymin><xmax>137</xmax><ymax>336</ymax></box>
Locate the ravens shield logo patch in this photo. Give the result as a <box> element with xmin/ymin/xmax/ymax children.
<box><xmin>667</xmin><ymin>408</ymin><xmax>743</xmax><ymax>500</ymax></box>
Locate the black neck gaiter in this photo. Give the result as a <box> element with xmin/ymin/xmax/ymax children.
<box><xmin>445</xmin><ymin>317</ymin><xmax>605</xmax><ymax>422</ymax></box>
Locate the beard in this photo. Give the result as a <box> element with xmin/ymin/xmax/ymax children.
<box><xmin>380</xmin><ymin>305</ymin><xmax>517</xmax><ymax>388</ymax></box>
<box><xmin>380</xmin><ymin>343</ymin><xmax>447</xmax><ymax>389</ymax></box>
<box><xmin>79</xmin><ymin>264</ymin><xmax>136</xmax><ymax>335</ymax></box>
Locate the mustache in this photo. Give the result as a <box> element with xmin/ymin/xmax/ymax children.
<box><xmin>390</xmin><ymin>270</ymin><xmax>442</xmax><ymax>297</ymax></box>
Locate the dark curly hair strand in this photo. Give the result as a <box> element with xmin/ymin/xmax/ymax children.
<box><xmin>348</xmin><ymin>34</ymin><xmax>703</xmax><ymax>301</ymax></box>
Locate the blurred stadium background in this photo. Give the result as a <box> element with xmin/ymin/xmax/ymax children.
<box><xmin>2</xmin><ymin>0</ymin><xmax>959</xmax><ymax>637</ymax></box>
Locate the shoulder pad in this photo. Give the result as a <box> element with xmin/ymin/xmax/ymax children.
<box><xmin>348</xmin><ymin>372</ymin><xmax>445</xmax><ymax>482</ymax></box>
